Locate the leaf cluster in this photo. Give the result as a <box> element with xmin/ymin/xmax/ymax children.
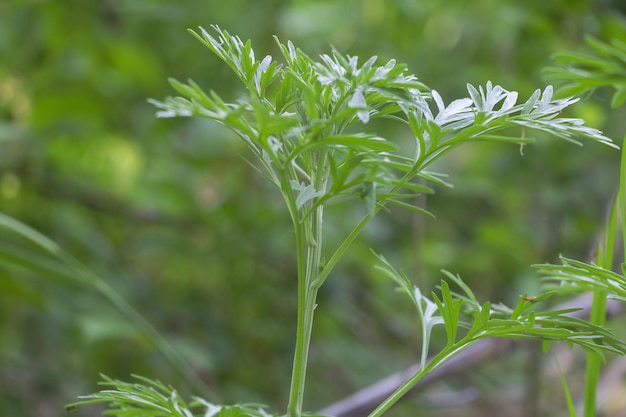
<box><xmin>537</xmin><ymin>256</ymin><xmax>626</xmax><ymax>303</ymax></box>
<box><xmin>67</xmin><ymin>375</ymin><xmax>276</xmax><ymax>417</ymax></box>
<box><xmin>544</xmin><ymin>36</ymin><xmax>626</xmax><ymax>108</ymax></box>
<box><xmin>368</xmin><ymin>253</ymin><xmax>626</xmax><ymax>416</ymax></box>
<box><xmin>375</xmin><ymin>253</ymin><xmax>626</xmax><ymax>365</ymax></box>
<box><xmin>149</xmin><ymin>26</ymin><xmax>614</xmax><ymax>224</ymax></box>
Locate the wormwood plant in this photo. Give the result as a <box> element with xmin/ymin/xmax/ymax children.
<box><xmin>539</xmin><ymin>35</ymin><xmax>626</xmax><ymax>417</ymax></box>
<box><xmin>64</xmin><ymin>27</ymin><xmax>626</xmax><ymax>416</ymax></box>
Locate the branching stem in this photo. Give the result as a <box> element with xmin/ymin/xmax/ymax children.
<box><xmin>287</xmin><ymin>151</ymin><xmax>328</xmax><ymax>417</ymax></box>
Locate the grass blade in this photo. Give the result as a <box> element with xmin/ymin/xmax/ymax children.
<box><xmin>0</xmin><ymin>212</ymin><xmax>216</xmax><ymax>401</ymax></box>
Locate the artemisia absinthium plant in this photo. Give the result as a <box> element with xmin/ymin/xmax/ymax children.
<box><xmin>69</xmin><ymin>26</ymin><xmax>626</xmax><ymax>417</ymax></box>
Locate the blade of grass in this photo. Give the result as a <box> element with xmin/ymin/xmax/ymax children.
<box><xmin>0</xmin><ymin>212</ymin><xmax>216</xmax><ymax>401</ymax></box>
<box><xmin>554</xmin><ymin>352</ymin><xmax>579</xmax><ymax>417</ymax></box>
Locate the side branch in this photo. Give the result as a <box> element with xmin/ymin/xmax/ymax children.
<box><xmin>317</xmin><ymin>294</ymin><xmax>624</xmax><ymax>417</ymax></box>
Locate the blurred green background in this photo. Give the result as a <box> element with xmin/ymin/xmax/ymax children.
<box><xmin>1</xmin><ymin>1</ymin><xmax>625</xmax><ymax>416</ymax></box>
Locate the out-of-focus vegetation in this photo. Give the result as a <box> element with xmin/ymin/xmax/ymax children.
<box><xmin>0</xmin><ymin>1</ymin><xmax>625</xmax><ymax>417</ymax></box>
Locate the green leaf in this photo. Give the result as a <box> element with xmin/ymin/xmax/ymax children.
<box><xmin>69</xmin><ymin>375</ymin><xmax>276</xmax><ymax>417</ymax></box>
<box><xmin>521</xmin><ymin>88</ymin><xmax>541</xmax><ymax>115</ymax></box>
<box><xmin>290</xmin><ymin>180</ymin><xmax>323</xmax><ymax>210</ymax></box>
<box><xmin>384</xmin><ymin>198</ymin><xmax>435</xmax><ymax>219</ymax></box>
<box><xmin>293</xmin><ymin>134</ymin><xmax>396</xmax><ymax>157</ymax></box>
<box><xmin>433</xmin><ymin>281</ymin><xmax>463</xmax><ymax>348</ymax></box>
<box><xmin>611</xmin><ymin>83</ymin><xmax>626</xmax><ymax>108</ymax></box>
<box><xmin>545</xmin><ymin>36</ymin><xmax>626</xmax><ymax>109</ymax></box>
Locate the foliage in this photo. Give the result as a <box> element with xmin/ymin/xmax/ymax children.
<box><xmin>1</xmin><ymin>2</ymin><xmax>626</xmax><ymax>417</ymax></box>
<box><xmin>539</xmin><ymin>34</ymin><xmax>626</xmax><ymax>417</ymax></box>
<box><xmin>67</xmin><ymin>375</ymin><xmax>275</xmax><ymax>417</ymax></box>
<box><xmin>371</xmin><ymin>252</ymin><xmax>626</xmax><ymax>417</ymax></box>
<box><xmin>70</xmin><ymin>26</ymin><xmax>625</xmax><ymax>417</ymax></box>
<box><xmin>545</xmin><ymin>36</ymin><xmax>626</xmax><ymax>107</ymax></box>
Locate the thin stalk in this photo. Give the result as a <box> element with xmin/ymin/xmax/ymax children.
<box><xmin>315</xmin><ymin>157</ymin><xmax>430</xmax><ymax>288</ymax></box>
<box><xmin>314</xmin><ymin>212</ymin><xmax>371</xmax><ymax>288</ymax></box>
<box><xmin>367</xmin><ymin>372</ymin><xmax>424</xmax><ymax>417</ymax></box>
<box><xmin>583</xmin><ymin>148</ymin><xmax>622</xmax><ymax>417</ymax></box>
<box><xmin>583</xmin><ymin>291</ymin><xmax>606</xmax><ymax>417</ymax></box>
<box><xmin>620</xmin><ymin>138</ymin><xmax>626</xmax><ymax>265</ymax></box>
<box><xmin>287</xmin><ymin>152</ymin><xmax>328</xmax><ymax>417</ymax></box>
<box><xmin>286</xmin><ymin>136</ymin><xmax>452</xmax><ymax>414</ymax></box>
<box><xmin>367</xmin><ymin>344</ymin><xmax>469</xmax><ymax>417</ymax></box>
<box><xmin>584</xmin><ymin>140</ymin><xmax>626</xmax><ymax>413</ymax></box>
<box><xmin>287</xmin><ymin>283</ymin><xmax>320</xmax><ymax>417</ymax></box>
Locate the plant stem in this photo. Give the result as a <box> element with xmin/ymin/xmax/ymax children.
<box><xmin>583</xmin><ymin>291</ymin><xmax>606</xmax><ymax>417</ymax></box>
<box><xmin>582</xmin><ymin>140</ymin><xmax>626</xmax><ymax>416</ymax></box>
<box><xmin>367</xmin><ymin>345</ymin><xmax>468</xmax><ymax>417</ymax></box>
<box><xmin>315</xmin><ymin>163</ymin><xmax>424</xmax><ymax>288</ymax></box>
<box><xmin>287</xmin><ymin>152</ymin><xmax>328</xmax><ymax>417</ymax></box>
<box><xmin>583</xmin><ymin>170</ymin><xmax>621</xmax><ymax>417</ymax></box>
<box><xmin>287</xmin><ymin>284</ymin><xmax>319</xmax><ymax>417</ymax></box>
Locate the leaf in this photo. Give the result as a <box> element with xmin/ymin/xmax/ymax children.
<box><xmin>69</xmin><ymin>375</ymin><xmax>275</xmax><ymax>417</ymax></box>
<box><xmin>498</xmin><ymin>91</ymin><xmax>518</xmax><ymax>114</ymax></box>
<box><xmin>545</xmin><ymin>36</ymin><xmax>626</xmax><ymax>109</ymax></box>
<box><xmin>348</xmin><ymin>87</ymin><xmax>370</xmax><ymax>123</ymax></box>
<box><xmin>521</xmin><ymin>88</ymin><xmax>541</xmax><ymax>115</ymax></box>
<box><xmin>432</xmin><ymin>281</ymin><xmax>463</xmax><ymax>348</ymax></box>
<box><xmin>292</xmin><ymin>134</ymin><xmax>396</xmax><ymax>157</ymax></box>
<box><xmin>359</xmin><ymin>181</ymin><xmax>376</xmax><ymax>216</ymax></box>
<box><xmin>535</xmin><ymin>257</ymin><xmax>626</xmax><ymax>300</ymax></box>
<box><xmin>328</xmin><ymin>153</ymin><xmax>364</xmax><ymax>191</ymax></box>
<box><xmin>466</xmin><ymin>83</ymin><xmax>483</xmax><ymax>111</ymax></box>
<box><xmin>431</xmin><ymin>90</ymin><xmax>446</xmax><ymax>114</ymax></box>
<box><xmin>384</xmin><ymin>198</ymin><xmax>435</xmax><ymax>219</ymax></box>
<box><xmin>586</xmin><ymin>35</ymin><xmax>626</xmax><ymax>63</ymax></box>
<box><xmin>611</xmin><ymin>83</ymin><xmax>626</xmax><ymax>108</ymax></box>
<box><xmin>553</xmin><ymin>354</ymin><xmax>579</xmax><ymax>417</ymax></box>
<box><xmin>440</xmin><ymin>270</ymin><xmax>479</xmax><ymax>307</ymax></box>
<box><xmin>290</xmin><ymin>180</ymin><xmax>324</xmax><ymax>210</ymax></box>
<box><xmin>539</xmin><ymin>84</ymin><xmax>554</xmax><ymax>109</ymax></box>
<box><xmin>348</xmin><ymin>86</ymin><xmax>367</xmax><ymax>108</ymax></box>
<box><xmin>472</xmin><ymin>134</ymin><xmax>535</xmax><ymax>144</ymax></box>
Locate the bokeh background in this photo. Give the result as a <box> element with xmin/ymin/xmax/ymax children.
<box><xmin>1</xmin><ymin>1</ymin><xmax>626</xmax><ymax>416</ymax></box>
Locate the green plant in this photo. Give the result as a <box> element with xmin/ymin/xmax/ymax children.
<box><xmin>538</xmin><ymin>35</ymin><xmax>626</xmax><ymax>417</ymax></box>
<box><xmin>58</xmin><ymin>26</ymin><xmax>626</xmax><ymax>416</ymax></box>
<box><xmin>544</xmin><ymin>36</ymin><xmax>626</xmax><ymax>108</ymax></box>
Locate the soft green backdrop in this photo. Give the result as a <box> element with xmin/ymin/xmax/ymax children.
<box><xmin>1</xmin><ymin>1</ymin><xmax>625</xmax><ymax>416</ymax></box>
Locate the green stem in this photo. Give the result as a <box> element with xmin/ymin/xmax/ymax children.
<box><xmin>582</xmin><ymin>139</ymin><xmax>626</xmax><ymax>416</ymax></box>
<box><xmin>287</xmin><ymin>152</ymin><xmax>328</xmax><ymax>417</ymax></box>
<box><xmin>287</xmin><ymin>284</ymin><xmax>319</xmax><ymax>417</ymax></box>
<box><xmin>285</xmin><ymin>142</ymin><xmax>454</xmax><ymax>415</ymax></box>
<box><xmin>367</xmin><ymin>343</ymin><xmax>469</xmax><ymax>417</ymax></box>
<box><xmin>583</xmin><ymin>292</ymin><xmax>606</xmax><ymax>417</ymax></box>
<box><xmin>315</xmin><ymin>158</ymin><xmax>429</xmax><ymax>289</ymax></box>
<box><xmin>583</xmin><ymin>170</ymin><xmax>621</xmax><ymax>417</ymax></box>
